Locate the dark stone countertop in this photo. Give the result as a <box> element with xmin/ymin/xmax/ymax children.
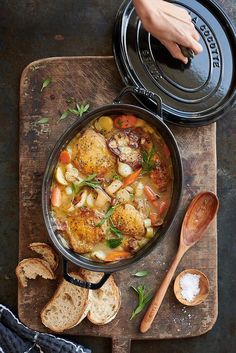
<box><xmin>0</xmin><ymin>1</ymin><xmax>235</xmax><ymax>352</ymax></box>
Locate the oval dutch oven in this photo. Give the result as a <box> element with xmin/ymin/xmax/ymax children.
<box><xmin>42</xmin><ymin>86</ymin><xmax>183</xmax><ymax>289</ymax></box>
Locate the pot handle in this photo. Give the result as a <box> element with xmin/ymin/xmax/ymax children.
<box><xmin>63</xmin><ymin>258</ymin><xmax>111</xmax><ymax>289</ymax></box>
<box><xmin>113</xmin><ymin>86</ymin><xmax>163</xmax><ymax>119</ymax></box>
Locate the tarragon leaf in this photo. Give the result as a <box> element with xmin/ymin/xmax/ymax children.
<box><xmin>59</xmin><ymin>102</ymin><xmax>90</xmax><ymax>121</ymax></box>
<box><xmin>106</xmin><ymin>238</ymin><xmax>123</xmax><ymax>249</ymax></box>
<box><xmin>59</xmin><ymin>110</ymin><xmax>70</xmax><ymax>120</ymax></box>
<box><xmin>109</xmin><ymin>224</ymin><xmax>123</xmax><ymax>237</ymax></box>
<box><xmin>130</xmin><ymin>285</ymin><xmax>153</xmax><ymax>320</ymax></box>
<box><xmin>41</xmin><ymin>77</ymin><xmax>52</xmax><ymax>92</ymax></box>
<box><xmin>76</xmin><ymin>103</ymin><xmax>90</xmax><ymax>117</ymax></box>
<box><xmin>84</xmin><ymin>173</ymin><xmax>97</xmax><ymax>181</ymax></box>
<box><xmin>78</xmin><ymin>174</ymin><xmax>100</xmax><ymax>190</ymax></box>
<box><xmin>68</xmin><ymin>108</ymin><xmax>80</xmax><ymax>116</ymax></box>
<box><xmin>96</xmin><ymin>206</ymin><xmax>117</xmax><ymax>227</ymax></box>
<box><xmin>132</xmin><ymin>270</ymin><xmax>149</xmax><ymax>277</ymax></box>
<box><xmin>83</xmin><ymin>103</ymin><xmax>90</xmax><ymax>112</ymax></box>
<box><xmin>36</xmin><ymin>117</ymin><xmax>49</xmax><ymax>124</ymax></box>
<box><xmin>142</xmin><ymin>144</ymin><xmax>156</xmax><ymax>174</ymax></box>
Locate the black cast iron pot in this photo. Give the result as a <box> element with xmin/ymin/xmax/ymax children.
<box><xmin>42</xmin><ymin>86</ymin><xmax>183</xmax><ymax>289</ymax></box>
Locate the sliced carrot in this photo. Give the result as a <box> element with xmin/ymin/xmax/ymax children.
<box><xmin>59</xmin><ymin>150</ymin><xmax>71</xmax><ymax>164</ymax></box>
<box><xmin>163</xmin><ymin>144</ymin><xmax>170</xmax><ymax>159</ymax></box>
<box><xmin>150</xmin><ymin>212</ymin><xmax>159</xmax><ymax>226</ymax></box>
<box><xmin>114</xmin><ymin>115</ymin><xmax>137</xmax><ymax>129</ymax></box>
<box><xmin>105</xmin><ymin>251</ymin><xmax>130</xmax><ymax>262</ymax></box>
<box><xmin>122</xmin><ymin>168</ymin><xmax>142</xmax><ymax>188</ymax></box>
<box><xmin>144</xmin><ymin>186</ymin><xmax>159</xmax><ymax>208</ymax></box>
<box><xmin>51</xmin><ymin>186</ymin><xmax>61</xmax><ymax>207</ymax></box>
<box><xmin>159</xmin><ymin>200</ymin><xmax>168</xmax><ymax>215</ymax></box>
<box><xmin>144</xmin><ymin>186</ymin><xmax>157</xmax><ymax>202</ymax></box>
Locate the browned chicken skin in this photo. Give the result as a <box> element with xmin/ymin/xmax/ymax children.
<box><xmin>74</xmin><ymin>129</ymin><xmax>116</xmax><ymax>176</ymax></box>
<box><xmin>64</xmin><ymin>208</ymin><xmax>104</xmax><ymax>253</ymax></box>
<box><xmin>108</xmin><ymin>128</ymin><xmax>151</xmax><ymax>169</ymax></box>
<box><xmin>111</xmin><ymin>204</ymin><xmax>145</xmax><ymax>239</ymax></box>
<box><xmin>150</xmin><ymin>163</ymin><xmax>170</xmax><ymax>192</ymax></box>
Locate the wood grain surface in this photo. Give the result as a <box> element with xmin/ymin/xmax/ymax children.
<box><xmin>18</xmin><ymin>57</ymin><xmax>217</xmax><ymax>351</ymax></box>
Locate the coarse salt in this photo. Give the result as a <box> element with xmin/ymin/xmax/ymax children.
<box><xmin>179</xmin><ymin>273</ymin><xmax>200</xmax><ymax>302</ymax></box>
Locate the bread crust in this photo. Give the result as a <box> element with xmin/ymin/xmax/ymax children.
<box><xmin>16</xmin><ymin>258</ymin><xmax>55</xmax><ymax>288</ymax></box>
<box><xmin>80</xmin><ymin>269</ymin><xmax>121</xmax><ymax>325</ymax></box>
<box><xmin>28</xmin><ymin>242</ymin><xmax>59</xmax><ymax>271</ymax></box>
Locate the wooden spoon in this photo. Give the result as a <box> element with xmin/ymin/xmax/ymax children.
<box><xmin>140</xmin><ymin>191</ymin><xmax>219</xmax><ymax>333</ymax></box>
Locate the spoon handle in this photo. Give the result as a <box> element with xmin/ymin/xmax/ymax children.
<box><xmin>140</xmin><ymin>246</ymin><xmax>185</xmax><ymax>333</ymax></box>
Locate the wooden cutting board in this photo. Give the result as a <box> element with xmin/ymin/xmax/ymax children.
<box><xmin>18</xmin><ymin>57</ymin><xmax>217</xmax><ymax>353</ymax></box>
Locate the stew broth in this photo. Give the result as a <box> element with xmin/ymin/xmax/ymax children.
<box><xmin>51</xmin><ymin>115</ymin><xmax>173</xmax><ymax>262</ymax></box>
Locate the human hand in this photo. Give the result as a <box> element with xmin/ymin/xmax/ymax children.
<box><xmin>133</xmin><ymin>0</ymin><xmax>203</xmax><ymax>64</ymax></box>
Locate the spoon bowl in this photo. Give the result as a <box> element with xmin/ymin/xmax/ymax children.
<box><xmin>174</xmin><ymin>269</ymin><xmax>210</xmax><ymax>306</ymax></box>
<box><xmin>181</xmin><ymin>192</ymin><xmax>219</xmax><ymax>247</ymax></box>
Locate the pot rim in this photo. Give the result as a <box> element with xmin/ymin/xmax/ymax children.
<box><xmin>42</xmin><ymin>102</ymin><xmax>183</xmax><ymax>273</ymax></box>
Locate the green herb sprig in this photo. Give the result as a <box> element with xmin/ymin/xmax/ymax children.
<box><xmin>70</xmin><ymin>103</ymin><xmax>90</xmax><ymax>117</ymax></box>
<box><xmin>96</xmin><ymin>205</ymin><xmax>117</xmax><ymax>227</ymax></box>
<box><xmin>71</xmin><ymin>183</ymin><xmax>83</xmax><ymax>197</ymax></box>
<box><xmin>72</xmin><ymin>174</ymin><xmax>100</xmax><ymax>195</ymax></box>
<box><xmin>60</xmin><ymin>103</ymin><xmax>89</xmax><ymax>121</ymax></box>
<box><xmin>106</xmin><ymin>223</ymin><xmax>123</xmax><ymax>248</ymax></box>
<box><xmin>130</xmin><ymin>285</ymin><xmax>153</xmax><ymax>320</ymax></box>
<box><xmin>78</xmin><ymin>173</ymin><xmax>100</xmax><ymax>189</ymax></box>
<box><xmin>106</xmin><ymin>238</ymin><xmax>123</xmax><ymax>248</ymax></box>
<box><xmin>41</xmin><ymin>77</ymin><xmax>52</xmax><ymax>92</ymax></box>
<box><xmin>142</xmin><ymin>144</ymin><xmax>156</xmax><ymax>174</ymax></box>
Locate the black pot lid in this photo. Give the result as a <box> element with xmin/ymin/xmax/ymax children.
<box><xmin>113</xmin><ymin>0</ymin><xmax>236</xmax><ymax>126</ymax></box>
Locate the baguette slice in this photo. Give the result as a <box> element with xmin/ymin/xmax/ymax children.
<box><xmin>41</xmin><ymin>272</ymin><xmax>90</xmax><ymax>332</ymax></box>
<box><xmin>28</xmin><ymin>242</ymin><xmax>59</xmax><ymax>271</ymax></box>
<box><xmin>80</xmin><ymin>269</ymin><xmax>121</xmax><ymax>325</ymax></box>
<box><xmin>16</xmin><ymin>258</ymin><xmax>55</xmax><ymax>288</ymax></box>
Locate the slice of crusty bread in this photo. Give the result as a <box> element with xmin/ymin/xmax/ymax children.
<box><xmin>80</xmin><ymin>269</ymin><xmax>121</xmax><ymax>325</ymax></box>
<box><xmin>41</xmin><ymin>272</ymin><xmax>90</xmax><ymax>332</ymax></box>
<box><xmin>16</xmin><ymin>258</ymin><xmax>55</xmax><ymax>288</ymax></box>
<box><xmin>28</xmin><ymin>242</ymin><xmax>59</xmax><ymax>271</ymax></box>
